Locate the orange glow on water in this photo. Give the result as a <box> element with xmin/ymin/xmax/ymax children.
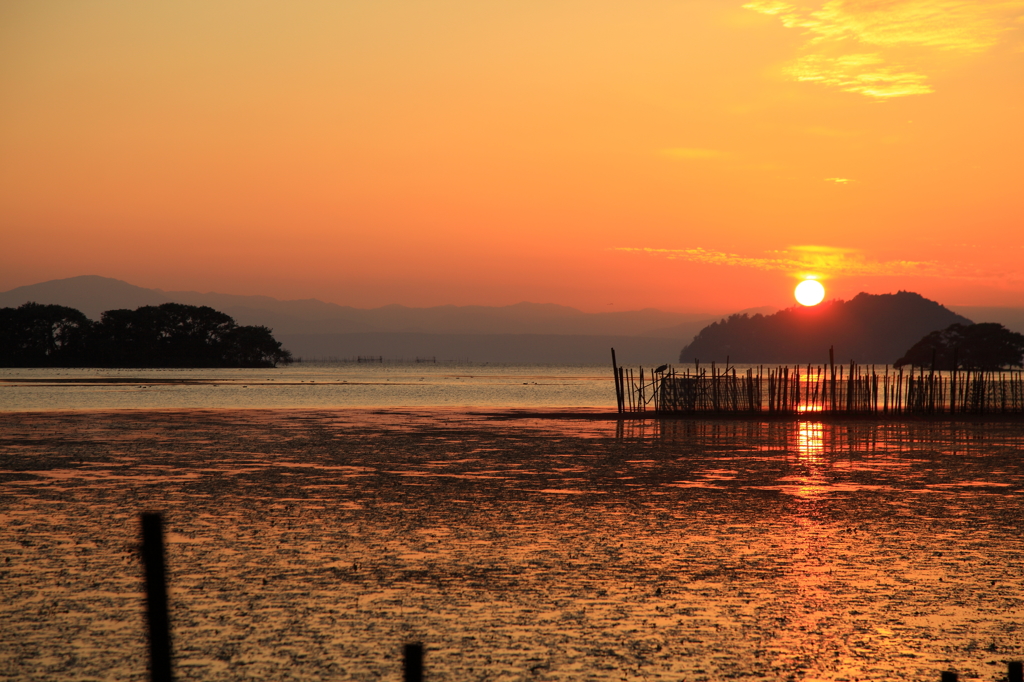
<box><xmin>796</xmin><ymin>422</ymin><xmax>825</xmax><ymax>460</ymax></box>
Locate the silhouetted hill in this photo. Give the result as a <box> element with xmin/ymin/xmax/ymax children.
<box><xmin>680</xmin><ymin>292</ymin><xmax>974</xmax><ymax>365</ymax></box>
<box><xmin>643</xmin><ymin>306</ymin><xmax>776</xmax><ymax>339</ymax></box>
<box><xmin>0</xmin><ymin>276</ymin><xmax>170</xmax><ymax>319</ymax></box>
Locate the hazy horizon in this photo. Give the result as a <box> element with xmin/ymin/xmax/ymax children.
<box><xmin>7</xmin><ymin>273</ymin><xmax>1024</xmax><ymax>320</ymax></box>
<box><xmin>2</xmin><ymin>274</ymin><xmax>769</xmax><ymax>317</ymax></box>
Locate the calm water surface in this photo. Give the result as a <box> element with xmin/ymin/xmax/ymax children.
<box><xmin>2</xmin><ymin>407</ymin><xmax>1024</xmax><ymax>681</ymax></box>
<box><xmin>0</xmin><ymin>363</ymin><xmax>615</xmax><ymax>411</ymax></box>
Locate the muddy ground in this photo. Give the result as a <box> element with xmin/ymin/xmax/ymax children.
<box><xmin>2</xmin><ymin>409</ymin><xmax>1023</xmax><ymax>681</ymax></box>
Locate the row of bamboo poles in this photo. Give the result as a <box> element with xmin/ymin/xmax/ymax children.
<box><xmin>611</xmin><ymin>349</ymin><xmax>1024</xmax><ymax>416</ymax></box>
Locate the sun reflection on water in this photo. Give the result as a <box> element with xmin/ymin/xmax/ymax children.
<box><xmin>796</xmin><ymin>421</ymin><xmax>825</xmax><ymax>460</ymax></box>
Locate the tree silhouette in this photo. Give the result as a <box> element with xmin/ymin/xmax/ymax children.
<box><xmin>894</xmin><ymin>323</ymin><xmax>1024</xmax><ymax>370</ymax></box>
<box><xmin>222</xmin><ymin>324</ymin><xmax>293</xmax><ymax>368</ymax></box>
<box><xmin>0</xmin><ymin>303</ymin><xmax>93</xmax><ymax>366</ymax></box>
<box><xmin>1</xmin><ymin>302</ymin><xmax>292</xmax><ymax>368</ymax></box>
<box><xmin>94</xmin><ymin>303</ymin><xmax>239</xmax><ymax>367</ymax></box>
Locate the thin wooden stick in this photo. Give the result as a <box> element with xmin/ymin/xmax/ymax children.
<box><xmin>141</xmin><ymin>513</ymin><xmax>173</xmax><ymax>682</ymax></box>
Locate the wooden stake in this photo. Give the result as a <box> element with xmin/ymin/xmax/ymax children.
<box><xmin>611</xmin><ymin>348</ymin><xmax>622</xmax><ymax>414</ymax></box>
<box><xmin>404</xmin><ymin>643</ymin><xmax>424</xmax><ymax>682</ymax></box>
<box><xmin>141</xmin><ymin>513</ymin><xmax>173</xmax><ymax>682</ymax></box>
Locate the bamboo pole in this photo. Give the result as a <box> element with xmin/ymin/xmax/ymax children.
<box><xmin>712</xmin><ymin>361</ymin><xmax>719</xmax><ymax>412</ymax></box>
<box><xmin>871</xmin><ymin>366</ymin><xmax>878</xmax><ymax>413</ymax></box>
<box><xmin>639</xmin><ymin>367</ymin><xmax>643</xmax><ymax>412</ymax></box>
<box><xmin>628</xmin><ymin>369</ymin><xmax>635</xmax><ymax>412</ymax></box>
<box><xmin>732</xmin><ymin>368</ymin><xmax>739</xmax><ymax>411</ymax></box>
<box><xmin>619</xmin><ymin>367</ymin><xmax>626</xmax><ymax>413</ymax></box>
<box><xmin>884</xmin><ymin>365</ymin><xmax>889</xmax><ymax>413</ymax></box>
<box><xmin>611</xmin><ymin>348</ymin><xmax>622</xmax><ymax>414</ymax></box>
<box><xmin>846</xmin><ymin>361</ymin><xmax>854</xmax><ymax>412</ymax></box>
<box><xmin>950</xmin><ymin>349</ymin><xmax>957</xmax><ymax>414</ymax></box>
<box><xmin>829</xmin><ymin>347</ymin><xmax>836</xmax><ymax>413</ymax></box>
<box><xmin>897</xmin><ymin>367</ymin><xmax>903</xmax><ymax>414</ymax></box>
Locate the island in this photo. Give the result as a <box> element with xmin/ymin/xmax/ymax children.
<box><xmin>0</xmin><ymin>302</ymin><xmax>292</xmax><ymax>368</ymax></box>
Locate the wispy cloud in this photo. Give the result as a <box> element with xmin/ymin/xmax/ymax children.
<box><xmin>746</xmin><ymin>0</ymin><xmax>1022</xmax><ymax>52</ymax></box>
<box><xmin>785</xmin><ymin>53</ymin><xmax>932</xmax><ymax>98</ymax></box>
<box><xmin>824</xmin><ymin>176</ymin><xmax>854</xmax><ymax>183</ymax></box>
<box><xmin>743</xmin><ymin>0</ymin><xmax>1024</xmax><ymax>97</ymax></box>
<box><xmin>615</xmin><ymin>245</ymin><xmax>949</xmax><ymax>278</ymax></box>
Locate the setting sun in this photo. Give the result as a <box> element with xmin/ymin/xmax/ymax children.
<box><xmin>795</xmin><ymin>279</ymin><xmax>825</xmax><ymax>306</ymax></box>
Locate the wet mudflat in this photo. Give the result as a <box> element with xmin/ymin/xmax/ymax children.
<box><xmin>2</xmin><ymin>409</ymin><xmax>1023</xmax><ymax>681</ymax></box>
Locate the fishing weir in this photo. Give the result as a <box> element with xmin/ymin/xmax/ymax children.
<box><xmin>610</xmin><ymin>348</ymin><xmax>1024</xmax><ymax>416</ymax></box>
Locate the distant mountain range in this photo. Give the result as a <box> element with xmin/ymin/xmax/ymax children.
<box><xmin>680</xmin><ymin>291</ymin><xmax>975</xmax><ymax>365</ymax></box>
<box><xmin>0</xmin><ymin>276</ymin><xmax>730</xmax><ymax>364</ymax></box>
<box><xmin>4</xmin><ymin>276</ymin><xmax>1021</xmax><ymax>365</ymax></box>
<box><xmin>0</xmin><ymin>275</ymin><xmax>719</xmax><ymax>335</ymax></box>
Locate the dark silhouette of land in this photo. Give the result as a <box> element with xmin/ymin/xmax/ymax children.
<box><xmin>0</xmin><ymin>302</ymin><xmax>292</xmax><ymax>368</ymax></box>
<box><xmin>5</xmin><ymin>276</ymin><xmax>1023</xmax><ymax>365</ymax></box>
<box><xmin>895</xmin><ymin>323</ymin><xmax>1024</xmax><ymax>370</ymax></box>
<box><xmin>680</xmin><ymin>291</ymin><xmax>973</xmax><ymax>365</ymax></box>
<box><xmin>0</xmin><ymin>276</ymin><xmax>727</xmax><ymax>364</ymax></box>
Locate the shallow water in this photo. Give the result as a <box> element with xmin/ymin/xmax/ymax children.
<box><xmin>0</xmin><ymin>363</ymin><xmax>614</xmax><ymax>411</ymax></box>
<box><xmin>2</xmin><ymin>409</ymin><xmax>1024</xmax><ymax>681</ymax></box>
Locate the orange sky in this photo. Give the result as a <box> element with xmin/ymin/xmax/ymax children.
<box><xmin>1</xmin><ymin>0</ymin><xmax>1022</xmax><ymax>313</ymax></box>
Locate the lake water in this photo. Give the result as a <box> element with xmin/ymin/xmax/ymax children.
<box><xmin>0</xmin><ymin>363</ymin><xmax>614</xmax><ymax>411</ymax></box>
<box><xmin>2</xmin><ymin>365</ymin><xmax>1024</xmax><ymax>681</ymax></box>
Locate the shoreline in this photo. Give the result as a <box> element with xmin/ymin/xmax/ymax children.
<box><xmin>481</xmin><ymin>409</ymin><xmax>1024</xmax><ymax>424</ymax></box>
<box><xmin>2</xmin><ymin>404</ymin><xmax>1023</xmax><ymax>423</ymax></box>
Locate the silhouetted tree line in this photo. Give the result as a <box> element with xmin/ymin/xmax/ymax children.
<box><xmin>680</xmin><ymin>291</ymin><xmax>973</xmax><ymax>365</ymax></box>
<box><xmin>0</xmin><ymin>302</ymin><xmax>293</xmax><ymax>368</ymax></box>
<box><xmin>894</xmin><ymin>322</ymin><xmax>1024</xmax><ymax>370</ymax></box>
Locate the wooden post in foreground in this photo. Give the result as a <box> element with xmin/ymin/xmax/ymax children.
<box><xmin>1009</xmin><ymin>661</ymin><xmax>1023</xmax><ymax>682</ymax></box>
<box><xmin>611</xmin><ymin>348</ymin><xmax>622</xmax><ymax>414</ymax></box>
<box><xmin>404</xmin><ymin>643</ymin><xmax>424</xmax><ymax>682</ymax></box>
<box><xmin>940</xmin><ymin>671</ymin><xmax>958</xmax><ymax>682</ymax></box>
<box><xmin>141</xmin><ymin>513</ymin><xmax>173</xmax><ymax>682</ymax></box>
